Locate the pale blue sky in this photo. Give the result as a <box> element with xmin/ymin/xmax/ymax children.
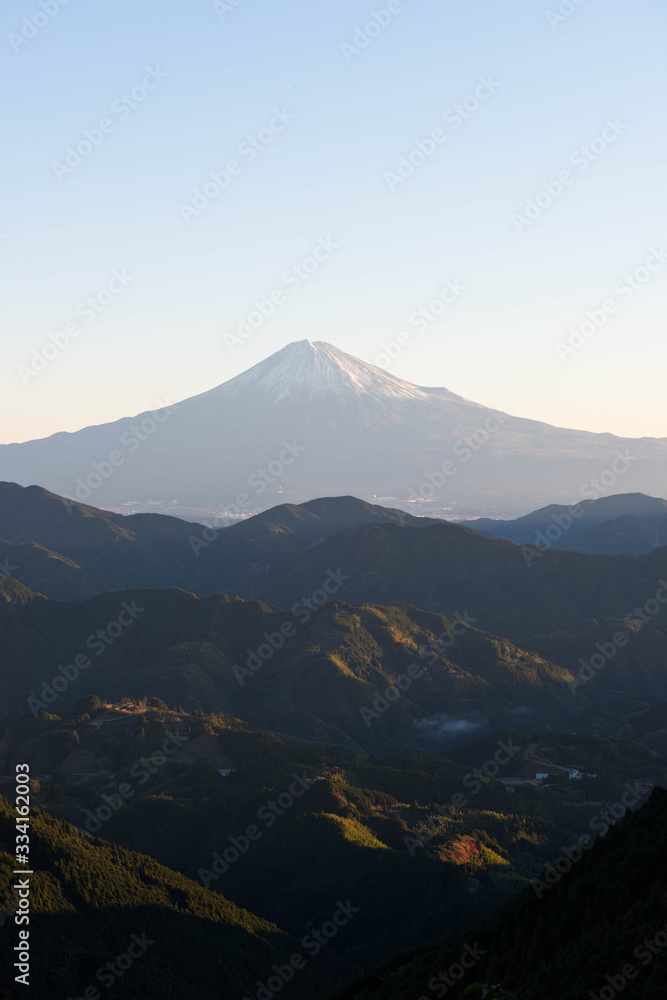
<box><xmin>2</xmin><ymin>0</ymin><xmax>666</xmax><ymax>444</ymax></box>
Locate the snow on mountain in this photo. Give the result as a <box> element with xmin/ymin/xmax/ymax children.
<box><xmin>197</xmin><ymin>340</ymin><xmax>437</xmax><ymax>403</ymax></box>
<box><xmin>1</xmin><ymin>340</ymin><xmax>666</xmax><ymax>514</ymax></box>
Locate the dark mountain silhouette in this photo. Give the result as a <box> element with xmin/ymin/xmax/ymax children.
<box><xmin>256</xmin><ymin>519</ymin><xmax>667</xmax><ymax>639</ymax></box>
<box><xmin>5</xmin><ymin>703</ymin><xmax>665</xmax><ymax>984</ymax></box>
<box><xmin>0</xmin><ymin>794</ymin><xmax>344</xmax><ymax>1000</ymax></box>
<box><xmin>331</xmin><ymin>786</ymin><xmax>667</xmax><ymax>1000</ymax></box>
<box><xmin>5</xmin><ymin>483</ymin><xmax>667</xmax><ymax>648</ymax></box>
<box><xmin>464</xmin><ymin>492</ymin><xmax>667</xmax><ymax>555</ymax></box>
<box><xmin>0</xmin><ymin>481</ymin><xmax>196</xmax><ymax>596</ymax></box>
<box><xmin>0</xmin><ymin>579</ymin><xmax>582</xmax><ymax>746</ymax></box>
<box><xmin>3</xmin><ymin>570</ymin><xmax>667</xmax><ymax>744</ymax></box>
<box><xmin>0</xmin><ymin>482</ymin><xmax>436</xmax><ymax>600</ymax></box>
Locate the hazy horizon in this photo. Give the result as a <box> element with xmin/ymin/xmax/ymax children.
<box><xmin>3</xmin><ymin>334</ymin><xmax>667</xmax><ymax>448</ymax></box>
<box><xmin>2</xmin><ymin>0</ymin><xmax>666</xmax><ymax>446</ymax></box>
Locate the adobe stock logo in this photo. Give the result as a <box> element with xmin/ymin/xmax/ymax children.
<box><xmin>8</xmin><ymin>0</ymin><xmax>72</xmax><ymax>54</ymax></box>
<box><xmin>233</xmin><ymin>569</ymin><xmax>349</xmax><ymax>686</ymax></box>
<box><xmin>17</xmin><ymin>270</ymin><xmax>135</xmax><ymax>385</ymax></box>
<box><xmin>52</xmin><ymin>68</ymin><xmax>168</xmax><ymax>180</ymax></box>
<box><xmin>555</xmin><ymin>247</ymin><xmax>667</xmax><ymax>361</ymax></box>
<box><xmin>568</xmin><ymin>581</ymin><xmax>667</xmax><ymax>694</ymax></box>
<box><xmin>223</xmin><ymin>237</ymin><xmax>339</xmax><ymax>353</ymax></box>
<box><xmin>179</xmin><ymin>108</ymin><xmax>295</xmax><ymax>224</ymax></box>
<box><xmin>72</xmin><ymin>400</ymin><xmax>174</xmax><ymax>501</ymax></box>
<box><xmin>512</xmin><ymin>118</ymin><xmax>627</xmax><ymax>233</ymax></box>
<box><xmin>384</xmin><ymin>77</ymin><xmax>501</xmax><ymax>192</ymax></box>
<box><xmin>339</xmin><ymin>1</ymin><xmax>404</xmax><ymax>63</ymax></box>
<box><xmin>213</xmin><ymin>0</ymin><xmax>246</xmax><ymax>19</ymax></box>
<box><xmin>546</xmin><ymin>0</ymin><xmax>588</xmax><ymax>30</ymax></box>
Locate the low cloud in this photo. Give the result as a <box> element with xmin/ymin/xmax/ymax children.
<box><xmin>413</xmin><ymin>713</ymin><xmax>487</xmax><ymax>743</ymax></box>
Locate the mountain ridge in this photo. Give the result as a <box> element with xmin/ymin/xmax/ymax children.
<box><xmin>330</xmin><ymin>786</ymin><xmax>667</xmax><ymax>1000</ymax></box>
<box><xmin>463</xmin><ymin>492</ymin><xmax>667</xmax><ymax>556</ymax></box>
<box><xmin>0</xmin><ymin>482</ymin><xmax>438</xmax><ymax>600</ymax></box>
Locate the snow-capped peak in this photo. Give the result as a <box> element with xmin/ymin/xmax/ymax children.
<box><xmin>212</xmin><ymin>340</ymin><xmax>434</xmax><ymax>402</ymax></box>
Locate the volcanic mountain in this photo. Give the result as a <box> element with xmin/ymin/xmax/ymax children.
<box><xmin>2</xmin><ymin>340</ymin><xmax>666</xmax><ymax>510</ymax></box>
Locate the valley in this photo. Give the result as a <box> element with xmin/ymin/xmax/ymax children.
<box><xmin>0</xmin><ymin>477</ymin><xmax>666</xmax><ymax>996</ymax></box>
<box><xmin>5</xmin><ymin>6</ymin><xmax>664</xmax><ymax>995</ymax></box>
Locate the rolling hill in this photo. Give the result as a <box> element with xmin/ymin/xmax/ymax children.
<box><xmin>0</xmin><ymin>482</ymin><xmax>436</xmax><ymax>601</ymax></box>
<box><xmin>463</xmin><ymin>492</ymin><xmax>667</xmax><ymax>556</ymax></box>
<box><xmin>258</xmin><ymin>519</ymin><xmax>667</xmax><ymax>639</ymax></box>
<box><xmin>3</xmin><ymin>703</ymin><xmax>665</xmax><ymax>982</ymax></box>
<box><xmin>0</xmin><ymin>579</ymin><xmax>585</xmax><ymax>747</ymax></box>
<box><xmin>330</xmin><ymin>786</ymin><xmax>667</xmax><ymax>999</ymax></box>
<box><xmin>0</xmin><ymin>794</ymin><xmax>345</xmax><ymax>1000</ymax></box>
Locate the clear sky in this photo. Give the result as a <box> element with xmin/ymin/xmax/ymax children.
<box><xmin>2</xmin><ymin>0</ymin><xmax>666</xmax><ymax>445</ymax></box>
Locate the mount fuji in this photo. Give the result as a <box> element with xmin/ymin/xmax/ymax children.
<box><xmin>2</xmin><ymin>340</ymin><xmax>666</xmax><ymax>515</ymax></box>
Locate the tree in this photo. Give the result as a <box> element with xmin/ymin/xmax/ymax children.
<box><xmin>464</xmin><ymin>985</ymin><xmax>518</xmax><ymax>1000</ymax></box>
<box><xmin>73</xmin><ymin>695</ymin><xmax>102</xmax><ymax>716</ymax></box>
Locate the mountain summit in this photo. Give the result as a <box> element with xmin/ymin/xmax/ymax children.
<box><xmin>199</xmin><ymin>339</ymin><xmax>438</xmax><ymax>404</ymax></box>
<box><xmin>1</xmin><ymin>340</ymin><xmax>666</xmax><ymax>512</ymax></box>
